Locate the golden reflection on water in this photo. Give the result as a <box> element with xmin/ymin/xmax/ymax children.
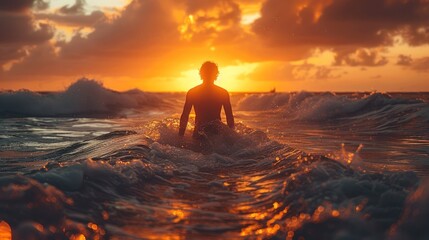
<box><xmin>109</xmin><ymin>153</ymin><xmax>370</xmax><ymax>239</ymax></box>
<box><xmin>69</xmin><ymin>234</ymin><xmax>86</xmax><ymax>240</ymax></box>
<box><xmin>230</xmin><ymin>173</ymin><xmax>287</xmax><ymax>239</ymax></box>
<box><xmin>116</xmin><ymin>201</ymin><xmax>191</xmax><ymax>240</ymax></box>
<box><xmin>169</xmin><ymin>209</ymin><xmax>187</xmax><ymax>223</ymax></box>
<box><xmin>225</xmin><ymin>168</ymin><xmax>370</xmax><ymax>240</ymax></box>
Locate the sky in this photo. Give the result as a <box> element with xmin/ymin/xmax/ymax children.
<box><xmin>0</xmin><ymin>0</ymin><xmax>428</xmax><ymax>92</ymax></box>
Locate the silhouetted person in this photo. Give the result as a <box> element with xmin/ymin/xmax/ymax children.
<box><xmin>179</xmin><ymin>61</ymin><xmax>234</xmax><ymax>138</ymax></box>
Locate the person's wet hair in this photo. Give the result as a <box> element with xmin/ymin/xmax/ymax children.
<box><xmin>199</xmin><ymin>61</ymin><xmax>219</xmax><ymax>83</ymax></box>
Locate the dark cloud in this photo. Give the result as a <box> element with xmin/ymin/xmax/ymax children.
<box><xmin>36</xmin><ymin>10</ymin><xmax>106</xmax><ymax>27</ymax></box>
<box><xmin>33</xmin><ymin>0</ymin><xmax>49</xmax><ymax>11</ymax></box>
<box><xmin>0</xmin><ymin>0</ymin><xmax>48</xmax><ymax>12</ymax></box>
<box><xmin>334</xmin><ymin>49</ymin><xmax>388</xmax><ymax>67</ymax></box>
<box><xmin>0</xmin><ymin>12</ymin><xmax>53</xmax><ymax>44</ymax></box>
<box><xmin>0</xmin><ymin>45</ymin><xmax>27</xmax><ymax>66</ymax></box>
<box><xmin>60</xmin><ymin>0</ymin><xmax>179</xmax><ymax>58</ymax></box>
<box><xmin>400</xmin><ymin>25</ymin><xmax>429</xmax><ymax>46</ymax></box>
<box><xmin>0</xmin><ymin>0</ymin><xmax>53</xmax><ymax>66</ymax></box>
<box><xmin>394</xmin><ymin>55</ymin><xmax>428</xmax><ymax>72</ymax></box>
<box><xmin>253</xmin><ymin>0</ymin><xmax>429</xmax><ymax>55</ymax></box>
<box><xmin>0</xmin><ymin>0</ymin><xmax>34</xmax><ymax>12</ymax></box>
<box><xmin>1</xmin><ymin>43</ymin><xmax>59</xmax><ymax>75</ymax></box>
<box><xmin>35</xmin><ymin>0</ymin><xmax>104</xmax><ymax>28</ymax></box>
<box><xmin>59</xmin><ymin>0</ymin><xmax>85</xmax><ymax>15</ymax></box>
<box><xmin>397</xmin><ymin>54</ymin><xmax>413</xmax><ymax>66</ymax></box>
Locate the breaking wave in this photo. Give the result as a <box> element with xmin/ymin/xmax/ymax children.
<box><xmin>236</xmin><ymin>92</ymin><xmax>429</xmax><ymax>123</ymax></box>
<box><xmin>0</xmin><ymin>78</ymin><xmax>162</xmax><ymax>117</ymax></box>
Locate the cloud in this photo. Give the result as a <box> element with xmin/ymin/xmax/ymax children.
<box><xmin>400</xmin><ymin>25</ymin><xmax>429</xmax><ymax>46</ymax></box>
<box><xmin>334</xmin><ymin>48</ymin><xmax>388</xmax><ymax>67</ymax></box>
<box><xmin>410</xmin><ymin>57</ymin><xmax>429</xmax><ymax>72</ymax></box>
<box><xmin>0</xmin><ymin>45</ymin><xmax>27</xmax><ymax>67</ymax></box>
<box><xmin>397</xmin><ymin>54</ymin><xmax>413</xmax><ymax>66</ymax></box>
<box><xmin>59</xmin><ymin>0</ymin><xmax>180</xmax><ymax>60</ymax></box>
<box><xmin>252</xmin><ymin>0</ymin><xmax>429</xmax><ymax>55</ymax></box>
<box><xmin>293</xmin><ymin>62</ymin><xmax>340</xmax><ymax>80</ymax></box>
<box><xmin>178</xmin><ymin>0</ymin><xmax>244</xmax><ymax>45</ymax></box>
<box><xmin>36</xmin><ymin>10</ymin><xmax>106</xmax><ymax>27</ymax></box>
<box><xmin>33</xmin><ymin>0</ymin><xmax>49</xmax><ymax>11</ymax></box>
<box><xmin>35</xmin><ymin>0</ymin><xmax>106</xmax><ymax>28</ymax></box>
<box><xmin>0</xmin><ymin>12</ymin><xmax>53</xmax><ymax>44</ymax></box>
<box><xmin>59</xmin><ymin>0</ymin><xmax>85</xmax><ymax>15</ymax></box>
<box><xmin>245</xmin><ymin>61</ymin><xmax>340</xmax><ymax>82</ymax></box>
<box><xmin>0</xmin><ymin>0</ymin><xmax>53</xmax><ymax>66</ymax></box>
<box><xmin>396</xmin><ymin>55</ymin><xmax>429</xmax><ymax>72</ymax></box>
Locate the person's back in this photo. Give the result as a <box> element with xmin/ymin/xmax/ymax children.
<box><xmin>179</xmin><ymin>61</ymin><xmax>234</xmax><ymax>138</ymax></box>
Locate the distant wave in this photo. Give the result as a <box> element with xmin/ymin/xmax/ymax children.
<box><xmin>0</xmin><ymin>78</ymin><xmax>162</xmax><ymax>117</ymax></box>
<box><xmin>236</xmin><ymin>92</ymin><xmax>429</xmax><ymax>123</ymax></box>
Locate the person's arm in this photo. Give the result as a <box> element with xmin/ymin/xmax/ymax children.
<box><xmin>179</xmin><ymin>92</ymin><xmax>192</xmax><ymax>136</ymax></box>
<box><xmin>224</xmin><ymin>92</ymin><xmax>235</xmax><ymax>129</ymax></box>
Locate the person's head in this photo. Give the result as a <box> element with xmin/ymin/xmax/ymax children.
<box><xmin>199</xmin><ymin>61</ymin><xmax>219</xmax><ymax>83</ymax></box>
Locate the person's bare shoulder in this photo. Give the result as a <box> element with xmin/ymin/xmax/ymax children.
<box><xmin>214</xmin><ymin>85</ymin><xmax>228</xmax><ymax>94</ymax></box>
<box><xmin>187</xmin><ymin>85</ymin><xmax>200</xmax><ymax>97</ymax></box>
<box><xmin>213</xmin><ymin>85</ymin><xmax>229</xmax><ymax>102</ymax></box>
<box><xmin>219</xmin><ymin>86</ymin><xmax>230</xmax><ymax>98</ymax></box>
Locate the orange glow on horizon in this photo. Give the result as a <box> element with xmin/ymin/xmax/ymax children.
<box><xmin>175</xmin><ymin>63</ymin><xmax>260</xmax><ymax>92</ymax></box>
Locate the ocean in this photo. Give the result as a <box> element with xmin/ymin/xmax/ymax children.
<box><xmin>0</xmin><ymin>79</ymin><xmax>428</xmax><ymax>239</ymax></box>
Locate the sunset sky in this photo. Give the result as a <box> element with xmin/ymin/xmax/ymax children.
<box><xmin>0</xmin><ymin>0</ymin><xmax>428</xmax><ymax>92</ymax></box>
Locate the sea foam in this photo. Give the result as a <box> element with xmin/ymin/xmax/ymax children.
<box><xmin>0</xmin><ymin>78</ymin><xmax>161</xmax><ymax>117</ymax></box>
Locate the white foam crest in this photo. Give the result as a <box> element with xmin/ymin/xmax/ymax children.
<box><xmin>0</xmin><ymin>78</ymin><xmax>161</xmax><ymax>117</ymax></box>
<box><xmin>146</xmin><ymin>118</ymin><xmax>282</xmax><ymax>158</ymax></box>
<box><xmin>236</xmin><ymin>92</ymin><xmax>428</xmax><ymax>122</ymax></box>
<box><xmin>235</xmin><ymin>93</ymin><xmax>291</xmax><ymax>111</ymax></box>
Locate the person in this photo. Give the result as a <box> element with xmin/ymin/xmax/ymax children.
<box><xmin>179</xmin><ymin>61</ymin><xmax>234</xmax><ymax>139</ymax></box>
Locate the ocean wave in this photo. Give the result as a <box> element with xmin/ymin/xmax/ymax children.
<box><xmin>0</xmin><ymin>175</ymin><xmax>106</xmax><ymax>239</ymax></box>
<box><xmin>0</xmin><ymin>78</ymin><xmax>162</xmax><ymax>117</ymax></box>
<box><xmin>236</xmin><ymin>92</ymin><xmax>429</xmax><ymax>123</ymax></box>
<box><xmin>0</xmin><ymin>119</ymin><xmax>427</xmax><ymax>239</ymax></box>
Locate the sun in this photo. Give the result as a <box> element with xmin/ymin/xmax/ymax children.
<box><xmin>175</xmin><ymin>62</ymin><xmax>260</xmax><ymax>92</ymax></box>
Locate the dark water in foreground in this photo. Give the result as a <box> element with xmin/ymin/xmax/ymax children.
<box><xmin>0</xmin><ymin>80</ymin><xmax>429</xmax><ymax>239</ymax></box>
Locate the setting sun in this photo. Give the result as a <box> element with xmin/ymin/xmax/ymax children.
<box><xmin>176</xmin><ymin>62</ymin><xmax>260</xmax><ymax>92</ymax></box>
